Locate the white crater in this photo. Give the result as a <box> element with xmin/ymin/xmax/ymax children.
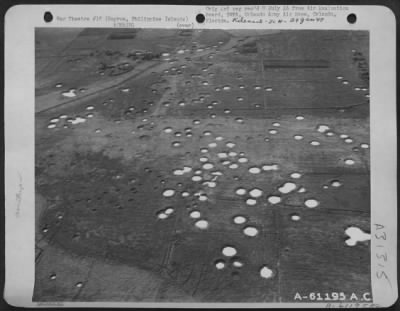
<box><xmin>195</xmin><ymin>220</ymin><xmax>209</xmax><ymax>229</ymax></box>
<box><xmin>218</xmin><ymin>152</ymin><xmax>228</xmax><ymax>159</ymax></box>
<box><xmin>268</xmin><ymin>196</ymin><xmax>281</xmax><ymax>204</ymax></box>
<box><xmin>249</xmin><ymin>167</ymin><xmax>261</xmax><ymax>174</ymax></box>
<box><xmin>233</xmin><ymin>216</ymin><xmax>247</xmax><ymax>224</ymax></box>
<box><xmin>243</xmin><ymin>226</ymin><xmax>259</xmax><ymax>237</ymax></box>
<box><xmin>304</xmin><ymin>199</ymin><xmax>319</xmax><ymax>208</ymax></box>
<box><xmin>61</xmin><ymin>89</ymin><xmax>77</xmax><ymax>98</ymax></box>
<box><xmin>345</xmin><ymin>227</ymin><xmax>371</xmax><ymax>246</ymax></box>
<box><xmin>317</xmin><ymin>124</ymin><xmax>330</xmax><ymax>133</ymax></box>
<box><xmin>235</xmin><ymin>188</ymin><xmax>247</xmax><ymax>196</ymax></box>
<box><xmin>192</xmin><ymin>176</ymin><xmax>203</xmax><ymax>182</ymax></box>
<box><xmin>246</xmin><ymin>198</ymin><xmax>257</xmax><ymax>206</ymax></box>
<box><xmin>162</xmin><ymin>189</ymin><xmax>175</xmax><ymax>197</ymax></box>
<box><xmin>290</xmin><ymin>172</ymin><xmax>302</xmax><ymax>179</ymax></box>
<box><xmin>344</xmin><ymin>159</ymin><xmax>355</xmax><ymax>165</ymax></box>
<box><xmin>202</xmin><ymin>163</ymin><xmax>214</xmax><ymax>170</ymax></box>
<box><xmin>190</xmin><ymin>211</ymin><xmax>201</xmax><ymax>219</ymax></box>
<box><xmin>222</xmin><ymin>246</ymin><xmax>237</xmax><ymax>257</ymax></box>
<box><xmin>260</xmin><ymin>266</ymin><xmax>274</xmax><ymax>279</ymax></box>
<box><xmin>278</xmin><ymin>182</ymin><xmax>296</xmax><ymax>194</ymax></box>
<box><xmin>249</xmin><ymin>188</ymin><xmax>263</xmax><ymax>198</ymax></box>
<box><xmin>262</xmin><ymin>164</ymin><xmax>279</xmax><ymax>171</ymax></box>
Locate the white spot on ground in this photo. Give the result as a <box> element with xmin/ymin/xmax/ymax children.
<box><xmin>162</xmin><ymin>189</ymin><xmax>175</xmax><ymax>197</ymax></box>
<box><xmin>344</xmin><ymin>159</ymin><xmax>355</xmax><ymax>165</ymax></box>
<box><xmin>192</xmin><ymin>176</ymin><xmax>203</xmax><ymax>182</ymax></box>
<box><xmin>249</xmin><ymin>188</ymin><xmax>263</xmax><ymax>198</ymax></box>
<box><xmin>304</xmin><ymin>199</ymin><xmax>319</xmax><ymax>208</ymax></box>
<box><xmin>235</xmin><ymin>188</ymin><xmax>247</xmax><ymax>196</ymax></box>
<box><xmin>226</xmin><ymin>142</ymin><xmax>236</xmax><ymax>148</ymax></box>
<box><xmin>246</xmin><ymin>198</ymin><xmax>257</xmax><ymax>206</ymax></box>
<box><xmin>68</xmin><ymin>117</ymin><xmax>87</xmax><ymax>125</ymax></box>
<box><xmin>294</xmin><ymin>135</ymin><xmax>303</xmax><ymax>140</ymax></box>
<box><xmin>222</xmin><ymin>246</ymin><xmax>237</xmax><ymax>257</ymax></box>
<box><xmin>233</xmin><ymin>261</ymin><xmax>243</xmax><ymax>268</ymax></box>
<box><xmin>291</xmin><ymin>214</ymin><xmax>301</xmax><ymax>221</ymax></box>
<box><xmin>249</xmin><ymin>167</ymin><xmax>261</xmax><ymax>174</ymax></box>
<box><xmin>218</xmin><ymin>152</ymin><xmax>228</xmax><ymax>159</ymax></box>
<box><xmin>181</xmin><ymin>191</ymin><xmax>190</xmax><ymax>197</ymax></box>
<box><xmin>190</xmin><ymin>211</ymin><xmax>201</xmax><ymax>219</ymax></box>
<box><xmin>278</xmin><ymin>182</ymin><xmax>296</xmax><ymax>194</ymax></box>
<box><xmin>310</xmin><ymin>141</ymin><xmax>321</xmax><ymax>146</ymax></box>
<box><xmin>208</xmin><ymin>142</ymin><xmax>217</xmax><ymax>148</ymax></box>
<box><xmin>233</xmin><ymin>216</ymin><xmax>247</xmax><ymax>224</ymax></box>
<box><xmin>243</xmin><ymin>226</ymin><xmax>259</xmax><ymax>237</ymax></box>
<box><xmin>47</xmin><ymin>124</ymin><xmax>56</xmax><ymax>129</ymax></box>
<box><xmin>215</xmin><ymin>261</ymin><xmax>225</xmax><ymax>270</ymax></box>
<box><xmin>202</xmin><ymin>163</ymin><xmax>214</xmax><ymax>170</ymax></box>
<box><xmin>331</xmin><ymin>180</ymin><xmax>342</xmax><ymax>187</ymax></box>
<box><xmin>195</xmin><ymin>220</ymin><xmax>209</xmax><ymax>229</ymax></box>
<box><xmin>317</xmin><ymin>125</ymin><xmax>330</xmax><ymax>133</ymax></box>
<box><xmin>360</xmin><ymin>143</ymin><xmax>369</xmax><ymax>149</ymax></box>
<box><xmin>269</xmin><ymin>129</ymin><xmax>278</xmax><ymax>135</ymax></box>
<box><xmin>345</xmin><ymin>227</ymin><xmax>371</xmax><ymax>246</ymax></box>
<box><xmin>164</xmin><ymin>207</ymin><xmax>174</xmax><ymax>215</ymax></box>
<box><xmin>268</xmin><ymin>196</ymin><xmax>281</xmax><ymax>204</ymax></box>
<box><xmin>183</xmin><ymin>166</ymin><xmax>192</xmax><ymax>173</ymax></box>
<box><xmin>260</xmin><ymin>266</ymin><xmax>274</xmax><ymax>279</ymax></box>
<box><xmin>229</xmin><ymin>163</ymin><xmax>239</xmax><ymax>169</ymax></box>
<box><xmin>238</xmin><ymin>157</ymin><xmax>248</xmax><ymax>163</ymax></box>
<box><xmin>296</xmin><ymin>116</ymin><xmax>304</xmax><ymax>120</ymax></box>
<box><xmin>290</xmin><ymin>172</ymin><xmax>302</xmax><ymax>179</ymax></box>
<box><xmin>61</xmin><ymin>89</ymin><xmax>77</xmax><ymax>97</ymax></box>
<box><xmin>158</xmin><ymin>212</ymin><xmax>168</xmax><ymax>220</ymax></box>
<box><xmin>262</xmin><ymin>164</ymin><xmax>279</xmax><ymax>171</ymax></box>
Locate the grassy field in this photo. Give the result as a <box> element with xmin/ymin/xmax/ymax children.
<box><xmin>34</xmin><ymin>29</ymin><xmax>370</xmax><ymax>302</ymax></box>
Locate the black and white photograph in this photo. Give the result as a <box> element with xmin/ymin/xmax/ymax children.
<box><xmin>32</xmin><ymin>27</ymin><xmax>373</xmax><ymax>302</ymax></box>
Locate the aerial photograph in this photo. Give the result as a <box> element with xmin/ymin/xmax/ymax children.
<box><xmin>34</xmin><ymin>28</ymin><xmax>371</xmax><ymax>302</ymax></box>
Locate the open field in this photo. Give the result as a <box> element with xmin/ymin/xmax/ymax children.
<box><xmin>35</xmin><ymin>29</ymin><xmax>370</xmax><ymax>302</ymax></box>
